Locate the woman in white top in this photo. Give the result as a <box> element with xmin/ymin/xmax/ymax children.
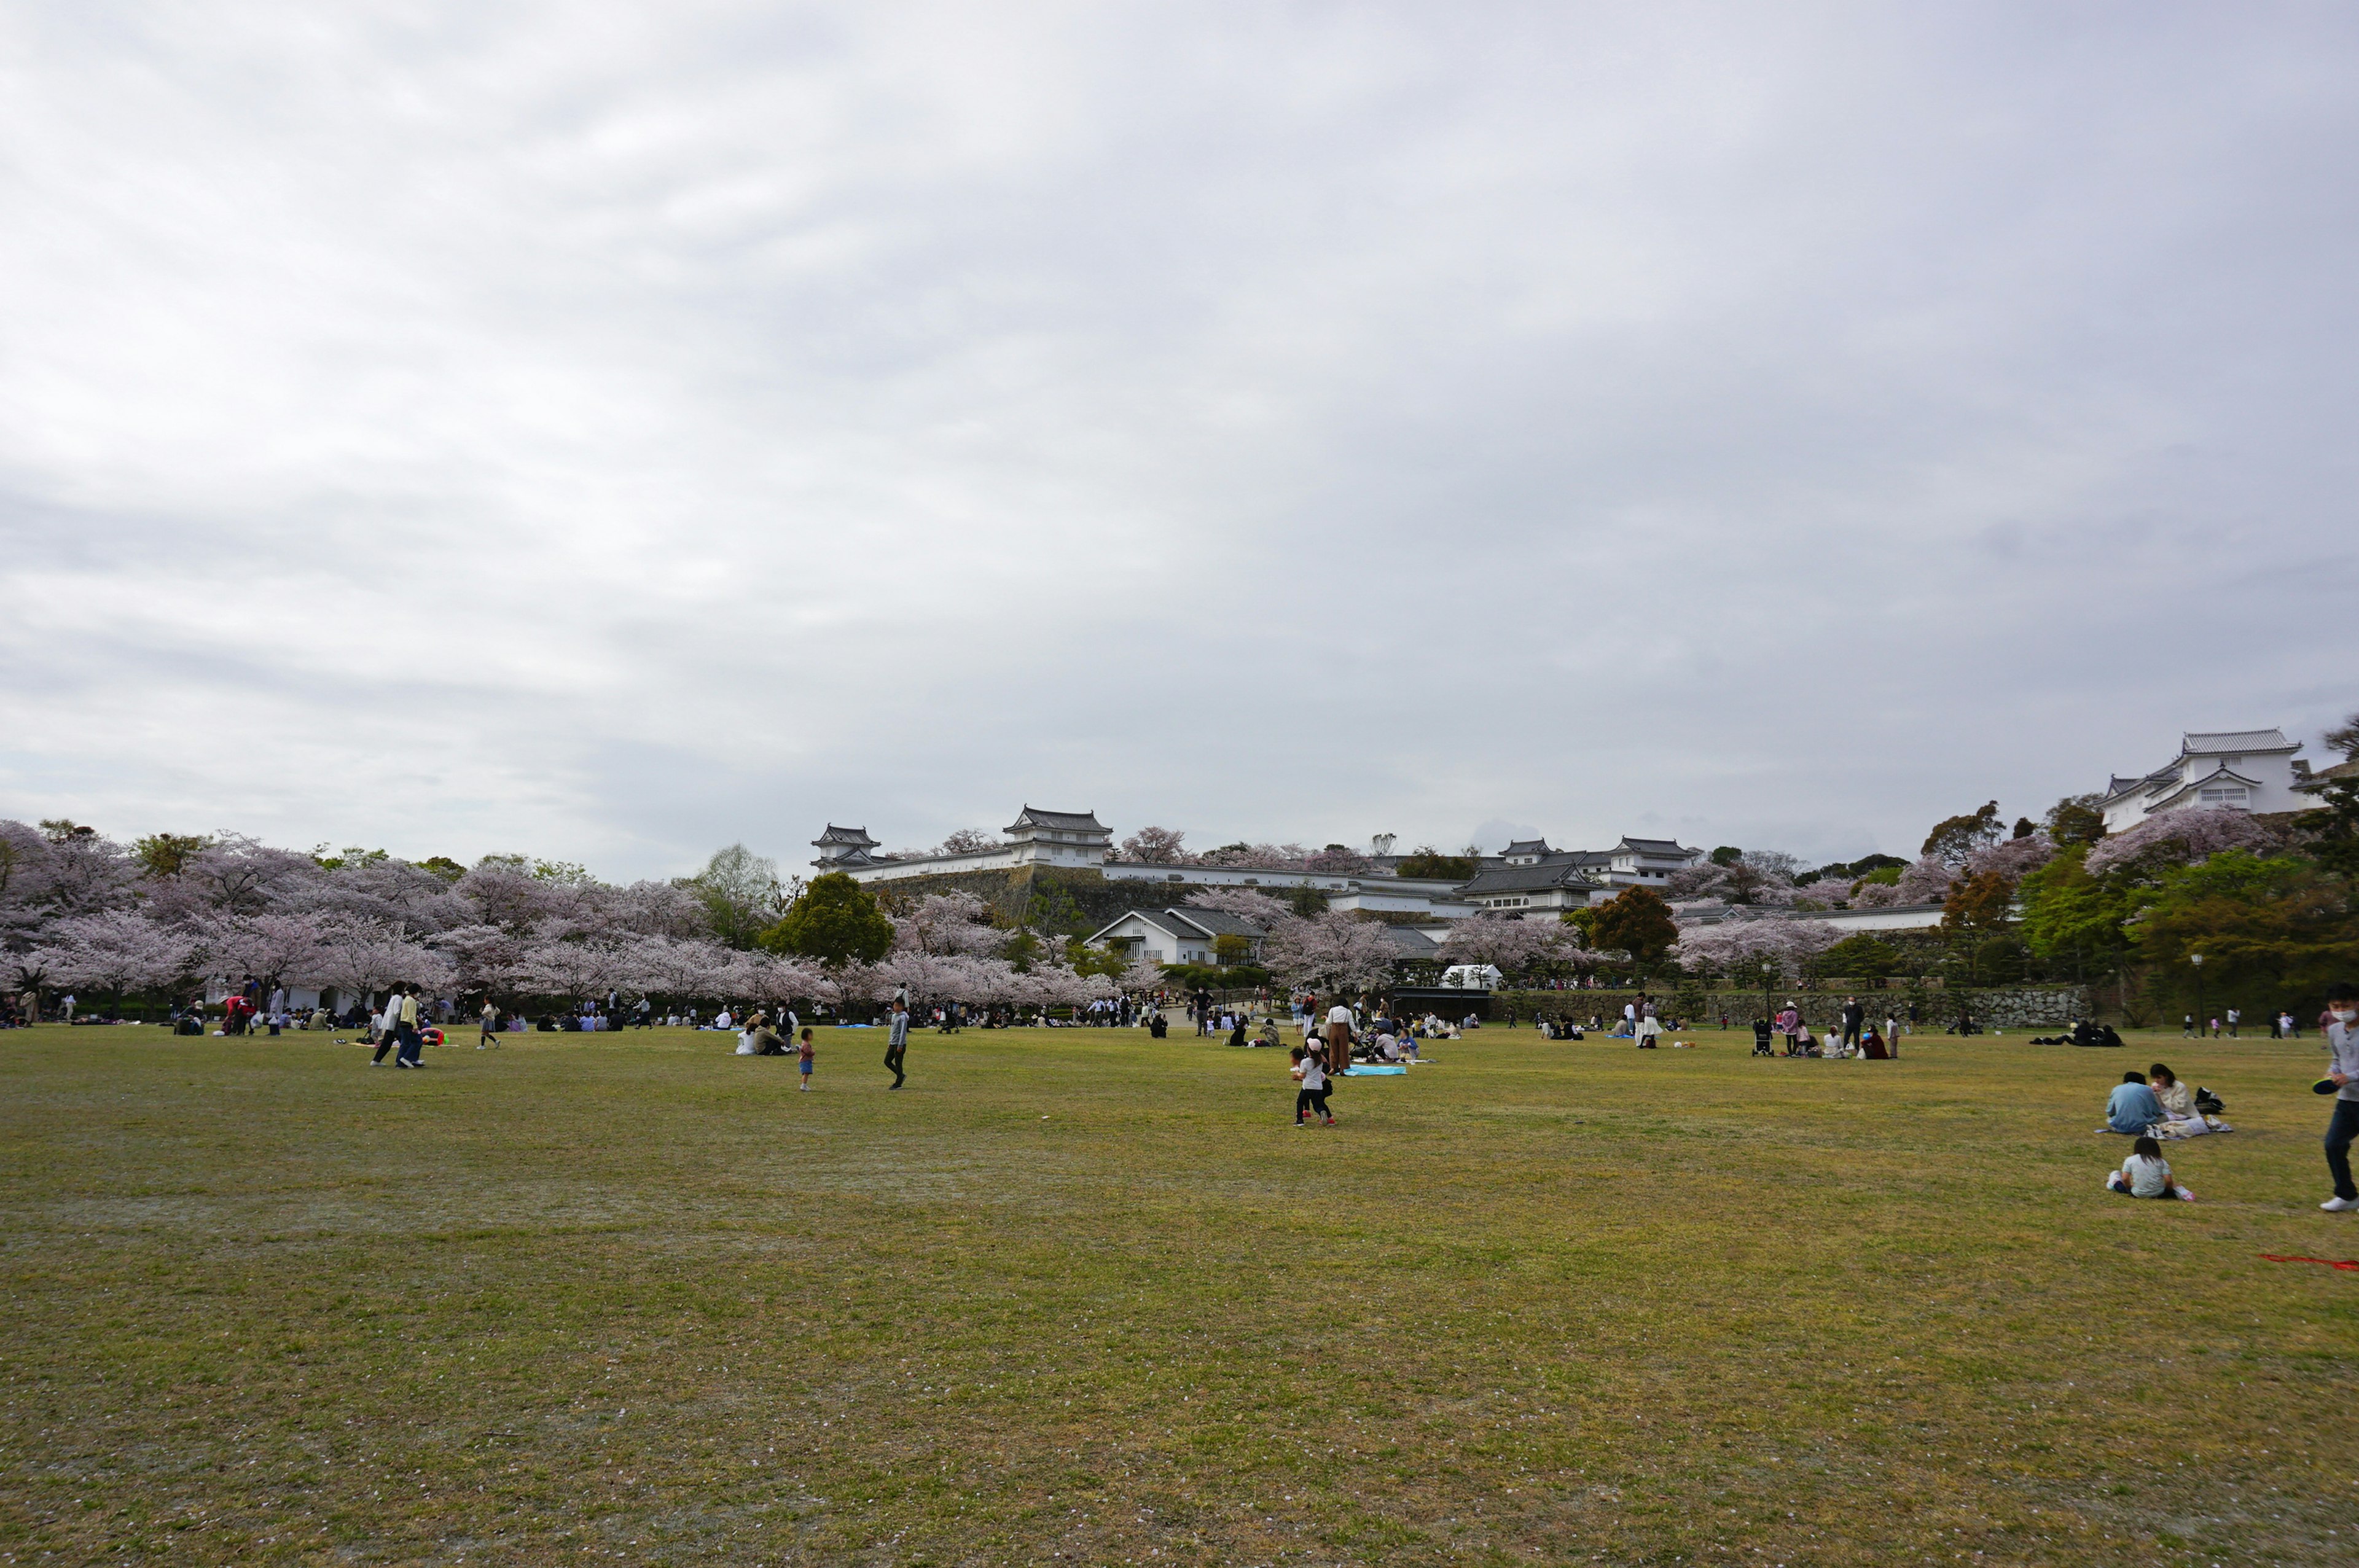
<box><xmin>2148</xmin><ymin>1063</ymin><xmax>2208</xmax><ymax>1136</ymax></box>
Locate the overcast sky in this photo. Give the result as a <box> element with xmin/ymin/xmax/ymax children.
<box><xmin>2</xmin><ymin>2</ymin><xmax>2354</xmax><ymax>879</ymax></box>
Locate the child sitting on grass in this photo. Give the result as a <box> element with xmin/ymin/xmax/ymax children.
<box><xmin>2107</xmin><ymin>1136</ymin><xmax>2194</xmax><ymax>1201</ymax></box>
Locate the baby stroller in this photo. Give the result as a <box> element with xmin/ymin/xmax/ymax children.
<box><xmin>1751</xmin><ymin>1018</ymin><xmax>1775</xmax><ymax>1056</ymax></box>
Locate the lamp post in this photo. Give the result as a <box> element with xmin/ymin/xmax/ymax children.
<box><xmin>2191</xmin><ymin>953</ymin><xmax>2205</xmax><ymax>1038</ymax></box>
<box><xmin>1762</xmin><ymin>961</ymin><xmax>1775</xmax><ymax>1024</ymax></box>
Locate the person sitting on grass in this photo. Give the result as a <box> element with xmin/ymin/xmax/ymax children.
<box><xmin>2148</xmin><ymin>1063</ymin><xmax>2209</xmax><ymax>1137</ymax></box>
<box><xmin>2107</xmin><ymin>1135</ymin><xmax>2194</xmax><ymax>1200</ymax></box>
<box><xmin>2105</xmin><ymin>1070</ymin><xmax>2165</xmax><ymax>1135</ymax></box>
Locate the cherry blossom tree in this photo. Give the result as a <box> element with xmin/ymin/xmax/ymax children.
<box><xmin>934</xmin><ymin>829</ymin><xmax>1000</xmax><ymax>856</ymax></box>
<box><xmin>29</xmin><ymin>912</ymin><xmax>198</xmax><ymax>1013</ymax></box>
<box><xmin>1963</xmin><ymin>833</ymin><xmax>2056</xmax><ymax>883</ymax></box>
<box><xmin>1438</xmin><ymin>914</ymin><xmax>1565</xmax><ymax>974</ymax></box>
<box><xmin>316</xmin><ymin>919</ymin><xmax>452</xmax><ymax>1009</ymax></box>
<box><xmin>1671</xmin><ymin>914</ymin><xmax>1839</xmax><ymax>983</ymax></box>
<box><xmin>1848</xmin><ymin>856</ymin><xmax>1958</xmax><ymax>908</ymax></box>
<box><xmin>1183</xmin><ymin>888</ymin><xmax>1290</xmax><ymax>928</ymax></box>
<box><xmin>1262</xmin><ymin>912</ymin><xmax>1398</xmax><ymax>994</ymax></box>
<box><xmin>890</xmin><ymin>892</ymin><xmax>1011</xmax><ymax>956</ymax></box>
<box><xmin>200</xmin><ymin>911</ymin><xmax>334</xmax><ymax>993</ymax></box>
<box><xmin>1197</xmin><ymin>842</ymin><xmax>1309</xmax><ymax>870</ymax></box>
<box><xmin>2083</xmin><ymin>808</ymin><xmax>2280</xmax><ymax>880</ymax></box>
<box><xmin>512</xmin><ymin>934</ymin><xmax>633</xmax><ymax>1002</ymax></box>
<box><xmin>1116</xmin><ymin>826</ymin><xmax>1193</xmax><ymax>865</ymax></box>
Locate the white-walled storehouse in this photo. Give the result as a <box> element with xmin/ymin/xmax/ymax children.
<box><xmin>2097</xmin><ymin>730</ymin><xmax>2310</xmax><ymax>833</ymax></box>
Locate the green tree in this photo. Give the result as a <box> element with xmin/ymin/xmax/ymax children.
<box><xmin>1820</xmin><ymin>934</ymin><xmax>1899</xmax><ymax>980</ymax></box>
<box><xmin>1287</xmin><ymin>884</ymin><xmax>1330</xmax><ymax>917</ymax></box>
<box><xmin>1922</xmin><ymin>802</ymin><xmax>2002</xmax><ymax>866</ymax></box>
<box><xmin>1589</xmin><ymin>887</ymin><xmax>1678</xmax><ymax>975</ymax></box>
<box><xmin>131</xmin><ymin>832</ymin><xmax>211</xmax><ymax>879</ymax></box>
<box><xmin>2295</xmin><ymin>777</ymin><xmax>2359</xmax><ymax>881</ymax></box>
<box><xmin>691</xmin><ymin>844</ymin><xmax>782</xmax><ymax>949</ymax></box>
<box><xmin>1709</xmin><ymin>845</ymin><xmax>1743</xmax><ymax>867</ymax></box>
<box><xmin>417</xmin><ymin>856</ymin><xmax>467</xmax><ymax>883</ymax></box>
<box><xmin>1396</xmin><ymin>848</ymin><xmax>1476</xmax><ymax>880</ymax></box>
<box><xmin>1213</xmin><ymin>932</ymin><xmax>1253</xmax><ymax>967</ymax></box>
<box><xmin>2130</xmin><ymin>850</ymin><xmax>2359</xmax><ymax>1007</ymax></box>
<box><xmin>2044</xmin><ymin>794</ymin><xmax>2107</xmax><ymax>848</ymax></box>
<box><xmin>760</xmin><ymin>872</ymin><xmax>893</xmax><ymax>967</ymax></box>
<box><xmin>2018</xmin><ymin>846</ymin><xmax>2135</xmax><ymax>989</ymax></box>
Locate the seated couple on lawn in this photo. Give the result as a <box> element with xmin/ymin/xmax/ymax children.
<box><xmin>2104</xmin><ymin>1065</ymin><xmax>2228</xmax><ymax>1138</ymax></box>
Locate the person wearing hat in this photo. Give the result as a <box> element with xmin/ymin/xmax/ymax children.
<box><xmin>2317</xmin><ymin>981</ymin><xmax>2359</xmax><ymax>1211</ymax></box>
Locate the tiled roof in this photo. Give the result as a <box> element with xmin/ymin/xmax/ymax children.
<box><xmin>1501</xmin><ymin>838</ymin><xmax>1553</xmax><ymax>857</ymax></box>
<box><xmin>1457</xmin><ymin>863</ymin><xmax>1603</xmax><ymax>895</ymax></box>
<box><xmin>2183</xmin><ymin>729</ymin><xmax>2294</xmax><ymax>754</ymax></box>
<box><xmin>1167</xmin><ymin>907</ymin><xmax>1267</xmax><ymax>938</ymax></box>
<box><xmin>813</xmin><ymin>824</ymin><xmax>877</xmax><ymax>846</ymax></box>
<box><xmin>1616</xmin><ymin>836</ymin><xmax>1696</xmax><ymax>857</ymax></box>
<box><xmin>1377</xmin><ymin>925</ymin><xmax>1441</xmax><ymax>956</ymax></box>
<box><xmin>1008</xmin><ymin>806</ymin><xmax>1107</xmax><ymax>832</ymax></box>
<box><xmin>1084</xmin><ymin>910</ymin><xmax>1192</xmax><ymax>945</ymax></box>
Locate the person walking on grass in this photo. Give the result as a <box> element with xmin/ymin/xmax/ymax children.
<box><xmin>1293</xmin><ymin>1045</ymin><xmax>1334</xmax><ymax>1126</ymax></box>
<box><xmin>478</xmin><ymin>999</ymin><xmax>500</xmax><ymax>1050</ymax></box>
<box><xmin>394</xmin><ymin>991</ymin><xmax>426</xmax><ymax>1067</ymax></box>
<box><xmin>797</xmin><ymin>1026</ymin><xmax>816</xmax><ymax>1090</ymax></box>
<box><xmin>1840</xmin><ymin>995</ymin><xmax>1864</xmax><ymax>1054</ymax></box>
<box><xmin>885</xmin><ymin>999</ymin><xmax>910</xmax><ymax>1089</ymax></box>
<box><xmin>2317</xmin><ymin>981</ymin><xmax>2359</xmax><ymax>1212</ymax></box>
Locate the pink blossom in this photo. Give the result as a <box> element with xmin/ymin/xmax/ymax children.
<box><xmin>2083</xmin><ymin>808</ymin><xmax>2280</xmax><ymax>878</ymax></box>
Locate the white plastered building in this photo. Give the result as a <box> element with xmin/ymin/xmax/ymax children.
<box><xmin>2096</xmin><ymin>730</ymin><xmax>2310</xmax><ymax>833</ymax></box>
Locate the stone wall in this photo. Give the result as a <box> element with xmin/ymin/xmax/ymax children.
<box><xmin>1492</xmin><ymin>985</ymin><xmax>2095</xmax><ymax>1030</ymax></box>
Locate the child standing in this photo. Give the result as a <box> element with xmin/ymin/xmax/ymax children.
<box><xmin>2107</xmin><ymin>1136</ymin><xmax>2194</xmax><ymax>1201</ymax></box>
<box><xmin>797</xmin><ymin>1026</ymin><xmax>815</xmax><ymax>1091</ymax></box>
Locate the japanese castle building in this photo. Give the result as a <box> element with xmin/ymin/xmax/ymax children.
<box><xmin>811</xmin><ymin>806</ymin><xmax>1704</xmax><ymax>925</ymax></box>
<box><xmin>813</xmin><ymin>807</ymin><xmax>1116</xmax><ymax>884</ymax></box>
<box><xmin>2096</xmin><ymin>728</ymin><xmax>2312</xmax><ymax>833</ymax></box>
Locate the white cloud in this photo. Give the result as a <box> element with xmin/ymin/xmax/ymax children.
<box><xmin>2</xmin><ymin>2</ymin><xmax>2354</xmax><ymax>876</ymax></box>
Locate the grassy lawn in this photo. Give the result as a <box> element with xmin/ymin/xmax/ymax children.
<box><xmin>4</xmin><ymin>1018</ymin><xmax>2356</xmax><ymax>1566</ymax></box>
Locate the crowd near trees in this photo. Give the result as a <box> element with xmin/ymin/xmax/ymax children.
<box><xmin>9</xmin><ymin>715</ymin><xmax>2355</xmax><ymax>1025</ymax></box>
<box><xmin>0</xmin><ymin>827</ymin><xmax>1136</xmax><ymax>1023</ymax></box>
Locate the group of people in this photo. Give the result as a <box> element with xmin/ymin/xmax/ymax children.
<box><xmin>2181</xmin><ymin>1007</ymin><xmax>2323</xmax><ymax>1040</ymax></box>
<box><xmin>2099</xmin><ymin>980</ymin><xmax>2359</xmax><ymax>1212</ymax></box>
<box><xmin>1749</xmin><ymin>996</ymin><xmax>1899</xmax><ymax>1059</ymax></box>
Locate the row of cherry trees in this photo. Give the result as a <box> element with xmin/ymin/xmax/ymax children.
<box><xmin>0</xmin><ymin>822</ymin><xmax>1136</xmax><ymax>1017</ymax></box>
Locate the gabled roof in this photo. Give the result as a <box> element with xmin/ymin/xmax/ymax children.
<box><xmin>2183</xmin><ymin>729</ymin><xmax>2296</xmax><ymax>754</ymax></box>
<box><xmin>813</xmin><ymin>824</ymin><xmax>878</xmax><ymax>847</ymax></box>
<box><xmin>1007</xmin><ymin>806</ymin><xmax>1107</xmax><ymax>833</ymax></box>
<box><xmin>1085</xmin><ymin>909</ymin><xmax>1195</xmax><ymax>946</ymax></box>
<box><xmin>1501</xmin><ymin>838</ymin><xmax>1553</xmax><ymax>857</ymax></box>
<box><xmin>1616</xmin><ymin>836</ymin><xmax>1698</xmax><ymax>857</ymax></box>
<box><xmin>2142</xmin><ymin>765</ymin><xmax>2266</xmax><ymax>814</ymax></box>
<box><xmin>1168</xmin><ymin>907</ymin><xmax>1267</xmax><ymax>938</ymax></box>
<box><xmin>1457</xmin><ymin>863</ymin><xmax>1605</xmax><ymax>895</ymax></box>
<box><xmin>1376</xmin><ymin>925</ymin><xmax>1441</xmax><ymax>956</ymax></box>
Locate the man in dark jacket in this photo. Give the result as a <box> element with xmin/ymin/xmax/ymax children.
<box><xmin>1840</xmin><ymin>996</ymin><xmax>1864</xmax><ymax>1053</ymax></box>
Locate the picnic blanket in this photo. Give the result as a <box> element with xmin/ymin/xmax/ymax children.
<box><xmin>2261</xmin><ymin>1254</ymin><xmax>2359</xmax><ymax>1272</ymax></box>
<box><xmin>1345</xmin><ymin>1064</ymin><xmax>1407</xmax><ymax>1076</ymax></box>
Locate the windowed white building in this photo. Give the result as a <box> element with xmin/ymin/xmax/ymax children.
<box><xmin>2096</xmin><ymin>730</ymin><xmax>2310</xmax><ymax>833</ymax></box>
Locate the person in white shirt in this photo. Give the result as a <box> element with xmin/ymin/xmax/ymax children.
<box><xmin>2318</xmin><ymin>981</ymin><xmax>2359</xmax><ymax>1211</ymax></box>
<box><xmin>1293</xmin><ymin>1047</ymin><xmax>1333</xmax><ymax>1125</ymax></box>
<box><xmin>371</xmin><ymin>992</ymin><xmax>405</xmax><ymax>1065</ymax></box>
<box><xmin>1325</xmin><ymin>1002</ymin><xmax>1354</xmax><ymax>1067</ymax></box>
<box><xmin>2107</xmin><ymin>1136</ymin><xmax>2192</xmax><ymax>1200</ymax></box>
